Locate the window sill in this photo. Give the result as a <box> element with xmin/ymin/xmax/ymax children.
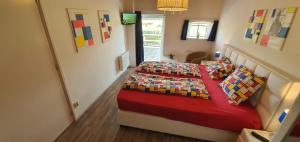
<box><xmin>186</xmin><ymin>38</ymin><xmax>208</xmax><ymax>40</ymax></box>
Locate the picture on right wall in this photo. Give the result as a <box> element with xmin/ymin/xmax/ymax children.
<box><xmin>245</xmin><ymin>9</ymin><xmax>267</xmax><ymax>43</ymax></box>
<box><xmin>259</xmin><ymin>7</ymin><xmax>297</xmax><ymax>50</ymax></box>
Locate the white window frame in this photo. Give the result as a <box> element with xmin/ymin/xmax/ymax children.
<box><xmin>186</xmin><ymin>21</ymin><xmax>213</xmax><ymax>40</ymax></box>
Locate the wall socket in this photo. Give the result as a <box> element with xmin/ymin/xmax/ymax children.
<box><xmin>73</xmin><ymin>101</ymin><xmax>79</xmax><ymax>108</ymax></box>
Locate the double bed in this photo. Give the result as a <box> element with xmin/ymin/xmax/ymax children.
<box><xmin>117</xmin><ymin>44</ymin><xmax>300</xmax><ymax>141</ymax></box>
<box><xmin>118</xmin><ymin>65</ymin><xmax>261</xmax><ymax>133</ymax></box>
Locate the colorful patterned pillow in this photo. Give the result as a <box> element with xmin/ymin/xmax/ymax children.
<box><xmin>206</xmin><ymin>63</ymin><xmax>235</xmax><ymax>80</ymax></box>
<box><xmin>218</xmin><ymin>57</ymin><xmax>231</xmax><ymax>64</ymax></box>
<box><xmin>123</xmin><ymin>73</ymin><xmax>210</xmax><ymax>99</ymax></box>
<box><xmin>220</xmin><ymin>66</ymin><xmax>266</xmax><ymax>105</ymax></box>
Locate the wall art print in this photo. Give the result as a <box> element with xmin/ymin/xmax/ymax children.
<box><xmin>245</xmin><ymin>9</ymin><xmax>267</xmax><ymax>43</ymax></box>
<box><xmin>259</xmin><ymin>7</ymin><xmax>297</xmax><ymax>50</ymax></box>
<box><xmin>98</xmin><ymin>10</ymin><xmax>112</xmax><ymax>43</ymax></box>
<box><xmin>67</xmin><ymin>9</ymin><xmax>94</xmax><ymax>51</ymax></box>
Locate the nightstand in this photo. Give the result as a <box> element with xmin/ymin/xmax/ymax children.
<box><xmin>237</xmin><ymin>128</ymin><xmax>273</xmax><ymax>142</ymax></box>
<box><xmin>161</xmin><ymin>56</ymin><xmax>178</xmax><ymax>63</ymax></box>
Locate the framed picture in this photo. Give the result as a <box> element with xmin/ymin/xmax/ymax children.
<box><xmin>98</xmin><ymin>10</ymin><xmax>112</xmax><ymax>43</ymax></box>
<box><xmin>245</xmin><ymin>9</ymin><xmax>267</xmax><ymax>43</ymax></box>
<box><xmin>67</xmin><ymin>8</ymin><xmax>94</xmax><ymax>51</ymax></box>
<box><xmin>259</xmin><ymin>7</ymin><xmax>297</xmax><ymax>50</ymax></box>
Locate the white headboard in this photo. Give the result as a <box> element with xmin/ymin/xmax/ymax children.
<box><xmin>221</xmin><ymin>44</ymin><xmax>300</xmax><ymax>132</ymax></box>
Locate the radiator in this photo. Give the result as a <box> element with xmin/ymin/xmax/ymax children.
<box><xmin>119</xmin><ymin>51</ymin><xmax>130</xmax><ymax>71</ymax></box>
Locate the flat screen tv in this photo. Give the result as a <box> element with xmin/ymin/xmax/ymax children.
<box><xmin>121</xmin><ymin>13</ymin><xmax>136</xmax><ymax>25</ymax></box>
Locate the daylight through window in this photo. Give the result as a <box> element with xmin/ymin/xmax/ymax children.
<box><xmin>187</xmin><ymin>21</ymin><xmax>213</xmax><ymax>39</ymax></box>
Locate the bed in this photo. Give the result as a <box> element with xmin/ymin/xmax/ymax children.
<box><xmin>118</xmin><ymin>65</ymin><xmax>262</xmax><ymax>132</ymax></box>
<box><xmin>117</xmin><ymin>44</ymin><xmax>300</xmax><ymax>141</ymax></box>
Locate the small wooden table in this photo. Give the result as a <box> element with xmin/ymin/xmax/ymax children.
<box><xmin>161</xmin><ymin>56</ymin><xmax>178</xmax><ymax>63</ymax></box>
<box><xmin>237</xmin><ymin>128</ymin><xmax>273</xmax><ymax>142</ymax></box>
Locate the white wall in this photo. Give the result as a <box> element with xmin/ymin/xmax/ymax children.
<box><xmin>0</xmin><ymin>0</ymin><xmax>73</xmax><ymax>141</ymax></box>
<box><xmin>163</xmin><ymin>0</ymin><xmax>223</xmax><ymax>62</ymax></box>
<box><xmin>123</xmin><ymin>0</ymin><xmax>136</xmax><ymax>66</ymax></box>
<box><xmin>39</xmin><ymin>0</ymin><xmax>127</xmax><ymax>118</ymax></box>
<box><xmin>216</xmin><ymin>0</ymin><xmax>300</xmax><ymax>79</ymax></box>
<box><xmin>125</xmin><ymin>0</ymin><xmax>223</xmax><ymax>63</ymax></box>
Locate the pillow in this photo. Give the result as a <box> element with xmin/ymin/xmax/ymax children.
<box><xmin>206</xmin><ymin>63</ymin><xmax>235</xmax><ymax>80</ymax></box>
<box><xmin>248</xmin><ymin>86</ymin><xmax>265</xmax><ymax>107</ymax></box>
<box><xmin>220</xmin><ymin>65</ymin><xmax>266</xmax><ymax>105</ymax></box>
<box><xmin>218</xmin><ymin>57</ymin><xmax>231</xmax><ymax>64</ymax></box>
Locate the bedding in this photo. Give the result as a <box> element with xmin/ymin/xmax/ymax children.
<box><xmin>206</xmin><ymin>62</ymin><xmax>235</xmax><ymax>80</ymax></box>
<box><xmin>220</xmin><ymin>65</ymin><xmax>266</xmax><ymax>105</ymax></box>
<box><xmin>219</xmin><ymin>57</ymin><xmax>231</xmax><ymax>64</ymax></box>
<box><xmin>117</xmin><ymin>65</ymin><xmax>262</xmax><ymax>133</ymax></box>
<box><xmin>123</xmin><ymin>72</ymin><xmax>209</xmax><ymax>99</ymax></box>
<box><xmin>136</xmin><ymin>61</ymin><xmax>201</xmax><ymax>77</ymax></box>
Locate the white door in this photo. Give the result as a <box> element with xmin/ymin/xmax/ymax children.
<box><xmin>142</xmin><ymin>14</ymin><xmax>165</xmax><ymax>61</ymax></box>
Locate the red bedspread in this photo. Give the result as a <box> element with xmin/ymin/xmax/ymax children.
<box><xmin>117</xmin><ymin>65</ymin><xmax>262</xmax><ymax>133</ymax></box>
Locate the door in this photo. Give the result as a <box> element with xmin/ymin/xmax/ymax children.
<box><xmin>142</xmin><ymin>14</ymin><xmax>165</xmax><ymax>61</ymax></box>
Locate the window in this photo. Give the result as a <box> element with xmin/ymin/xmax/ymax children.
<box><xmin>187</xmin><ymin>21</ymin><xmax>213</xmax><ymax>39</ymax></box>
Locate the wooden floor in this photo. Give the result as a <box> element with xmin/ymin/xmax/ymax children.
<box><xmin>56</xmin><ymin>68</ymin><xmax>207</xmax><ymax>142</ymax></box>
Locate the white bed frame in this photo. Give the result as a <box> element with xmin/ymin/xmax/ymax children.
<box><xmin>117</xmin><ymin>44</ymin><xmax>300</xmax><ymax>142</ymax></box>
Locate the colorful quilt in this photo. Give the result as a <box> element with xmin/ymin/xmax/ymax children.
<box><xmin>136</xmin><ymin>61</ymin><xmax>201</xmax><ymax>77</ymax></box>
<box><xmin>123</xmin><ymin>73</ymin><xmax>210</xmax><ymax>99</ymax></box>
<box><xmin>206</xmin><ymin>63</ymin><xmax>235</xmax><ymax>80</ymax></box>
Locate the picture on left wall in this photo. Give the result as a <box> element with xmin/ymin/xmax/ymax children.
<box><xmin>98</xmin><ymin>10</ymin><xmax>112</xmax><ymax>43</ymax></box>
<box><xmin>67</xmin><ymin>9</ymin><xmax>94</xmax><ymax>51</ymax></box>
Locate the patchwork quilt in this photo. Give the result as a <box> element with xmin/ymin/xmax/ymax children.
<box><xmin>136</xmin><ymin>61</ymin><xmax>201</xmax><ymax>77</ymax></box>
<box><xmin>123</xmin><ymin>73</ymin><xmax>210</xmax><ymax>99</ymax></box>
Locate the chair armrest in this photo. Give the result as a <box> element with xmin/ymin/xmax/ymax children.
<box><xmin>192</xmin><ymin>54</ymin><xmax>210</xmax><ymax>63</ymax></box>
<box><xmin>191</xmin><ymin>57</ymin><xmax>205</xmax><ymax>64</ymax></box>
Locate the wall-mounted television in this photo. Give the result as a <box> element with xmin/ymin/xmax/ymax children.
<box><xmin>121</xmin><ymin>13</ymin><xmax>136</xmax><ymax>25</ymax></box>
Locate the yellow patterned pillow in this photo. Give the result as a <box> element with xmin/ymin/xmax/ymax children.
<box><xmin>220</xmin><ymin>66</ymin><xmax>266</xmax><ymax>105</ymax></box>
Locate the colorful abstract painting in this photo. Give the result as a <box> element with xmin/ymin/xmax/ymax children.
<box><xmin>98</xmin><ymin>11</ymin><xmax>112</xmax><ymax>43</ymax></box>
<box><xmin>67</xmin><ymin>9</ymin><xmax>94</xmax><ymax>50</ymax></box>
<box><xmin>259</xmin><ymin>7</ymin><xmax>297</xmax><ymax>50</ymax></box>
<box><xmin>245</xmin><ymin>9</ymin><xmax>267</xmax><ymax>43</ymax></box>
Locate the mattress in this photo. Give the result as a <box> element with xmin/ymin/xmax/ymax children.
<box><xmin>117</xmin><ymin>65</ymin><xmax>262</xmax><ymax>133</ymax></box>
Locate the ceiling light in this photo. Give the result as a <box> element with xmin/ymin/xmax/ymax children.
<box><xmin>157</xmin><ymin>0</ymin><xmax>189</xmax><ymax>12</ymax></box>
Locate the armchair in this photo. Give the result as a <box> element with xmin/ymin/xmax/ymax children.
<box><xmin>185</xmin><ymin>51</ymin><xmax>210</xmax><ymax>64</ymax></box>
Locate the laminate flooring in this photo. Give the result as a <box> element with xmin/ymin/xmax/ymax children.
<box><xmin>55</xmin><ymin>68</ymin><xmax>208</xmax><ymax>142</ymax></box>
